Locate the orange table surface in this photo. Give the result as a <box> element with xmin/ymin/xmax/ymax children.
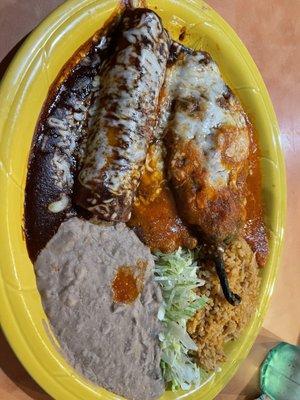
<box><xmin>0</xmin><ymin>1</ymin><xmax>299</xmax><ymax>399</ymax></box>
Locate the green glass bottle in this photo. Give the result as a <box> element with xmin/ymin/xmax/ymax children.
<box><xmin>260</xmin><ymin>342</ymin><xmax>300</xmax><ymax>400</ymax></box>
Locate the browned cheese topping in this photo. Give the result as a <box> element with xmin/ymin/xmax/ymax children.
<box><xmin>76</xmin><ymin>9</ymin><xmax>170</xmax><ymax>222</ymax></box>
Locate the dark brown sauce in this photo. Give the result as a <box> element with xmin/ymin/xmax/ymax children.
<box><xmin>24</xmin><ymin>13</ymin><xmax>122</xmax><ymax>261</ymax></box>
<box><xmin>25</xmin><ymin>47</ymin><xmax>98</xmax><ymax>261</ymax></box>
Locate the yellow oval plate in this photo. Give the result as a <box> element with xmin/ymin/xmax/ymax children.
<box><xmin>0</xmin><ymin>1</ymin><xmax>286</xmax><ymax>399</ymax></box>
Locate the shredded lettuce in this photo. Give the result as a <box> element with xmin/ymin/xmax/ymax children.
<box><xmin>154</xmin><ymin>248</ymin><xmax>207</xmax><ymax>391</ymax></box>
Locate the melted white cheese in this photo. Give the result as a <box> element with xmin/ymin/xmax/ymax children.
<box><xmin>79</xmin><ymin>11</ymin><xmax>169</xmax><ymax>199</ymax></box>
<box><xmin>166</xmin><ymin>51</ymin><xmax>248</xmax><ymax>189</ymax></box>
<box><xmin>51</xmin><ymin>151</ymin><xmax>73</xmax><ymax>189</ymax></box>
<box><xmin>123</xmin><ymin>12</ymin><xmax>162</xmax><ymax>44</ymax></box>
<box><xmin>47</xmin><ymin>74</ymin><xmax>100</xmax><ymax>191</ymax></box>
<box><xmin>48</xmin><ymin>193</ymin><xmax>70</xmax><ymax>213</ymax></box>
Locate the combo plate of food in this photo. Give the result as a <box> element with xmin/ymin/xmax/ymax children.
<box><xmin>0</xmin><ymin>0</ymin><xmax>286</xmax><ymax>399</ymax></box>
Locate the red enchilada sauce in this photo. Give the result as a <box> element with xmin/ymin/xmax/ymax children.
<box><xmin>129</xmin><ymin>135</ymin><xmax>268</xmax><ymax>265</ymax></box>
<box><xmin>112</xmin><ymin>260</ymin><xmax>148</xmax><ymax>304</ymax></box>
<box><xmin>244</xmin><ymin>131</ymin><xmax>269</xmax><ymax>266</ymax></box>
<box><xmin>112</xmin><ymin>267</ymin><xmax>139</xmax><ymax>304</ymax></box>
<box><xmin>128</xmin><ymin>145</ymin><xmax>198</xmax><ymax>253</ymax></box>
